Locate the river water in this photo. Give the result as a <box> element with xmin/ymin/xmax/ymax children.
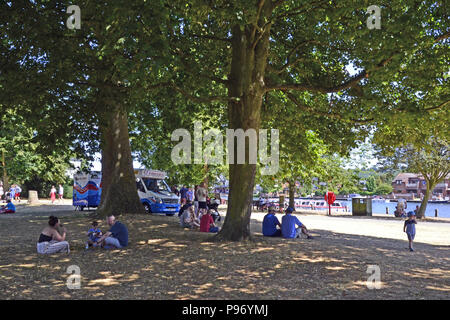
<box><xmin>338</xmin><ymin>199</ymin><xmax>450</xmax><ymax>218</ymax></box>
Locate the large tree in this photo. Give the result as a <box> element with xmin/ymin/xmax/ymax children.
<box><xmin>2</xmin><ymin>1</ymin><xmax>448</xmax><ymax>237</ymax></box>
<box><xmin>160</xmin><ymin>1</ymin><xmax>448</xmax><ymax>240</ymax></box>
<box><xmin>1</xmin><ymin>1</ymin><xmax>176</xmax><ymax>216</ymax></box>
<box><xmin>378</xmin><ymin>138</ymin><xmax>449</xmax><ymax>218</ymax></box>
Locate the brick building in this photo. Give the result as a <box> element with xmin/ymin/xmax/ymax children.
<box><xmin>392</xmin><ymin>173</ymin><xmax>450</xmax><ymax>199</ymax></box>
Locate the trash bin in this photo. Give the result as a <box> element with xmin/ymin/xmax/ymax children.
<box><xmin>352</xmin><ymin>197</ymin><xmax>372</xmax><ymax>216</ymax></box>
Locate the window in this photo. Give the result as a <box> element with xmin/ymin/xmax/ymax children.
<box><xmin>142</xmin><ymin>178</ymin><xmax>171</xmax><ymax>193</ymax></box>
<box><xmin>136</xmin><ymin>180</ymin><xmax>146</xmax><ymax>193</ymax></box>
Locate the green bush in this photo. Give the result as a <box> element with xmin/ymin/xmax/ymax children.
<box><xmin>374</xmin><ymin>183</ymin><xmax>393</xmax><ymax>195</ymax></box>
<box><xmin>64</xmin><ymin>185</ymin><xmax>73</xmax><ymax>199</ymax></box>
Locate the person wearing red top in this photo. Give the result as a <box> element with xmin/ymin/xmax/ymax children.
<box><xmin>200</xmin><ymin>210</ymin><xmax>219</xmax><ymax>233</ymax></box>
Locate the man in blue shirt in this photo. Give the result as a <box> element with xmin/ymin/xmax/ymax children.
<box><xmin>186</xmin><ymin>188</ymin><xmax>193</xmax><ymax>203</ymax></box>
<box><xmin>281</xmin><ymin>207</ymin><xmax>313</xmax><ymax>239</ymax></box>
<box><xmin>97</xmin><ymin>215</ymin><xmax>128</xmax><ymax>249</ymax></box>
<box><xmin>180</xmin><ymin>185</ymin><xmax>188</xmax><ymax>205</ymax></box>
<box><xmin>262</xmin><ymin>206</ymin><xmax>281</xmax><ymax>237</ymax></box>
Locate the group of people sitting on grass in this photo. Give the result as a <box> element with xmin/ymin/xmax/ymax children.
<box><xmin>36</xmin><ymin>214</ymin><xmax>128</xmax><ymax>254</ymax></box>
<box><xmin>262</xmin><ymin>206</ymin><xmax>314</xmax><ymax>239</ymax></box>
<box><xmin>178</xmin><ymin>201</ymin><xmax>219</xmax><ymax>233</ymax></box>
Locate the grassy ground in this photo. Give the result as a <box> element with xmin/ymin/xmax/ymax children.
<box><xmin>0</xmin><ymin>200</ymin><xmax>449</xmax><ymax>299</ymax></box>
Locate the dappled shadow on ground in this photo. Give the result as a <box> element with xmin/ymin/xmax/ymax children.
<box><xmin>0</xmin><ymin>213</ymin><xmax>448</xmax><ymax>299</ymax></box>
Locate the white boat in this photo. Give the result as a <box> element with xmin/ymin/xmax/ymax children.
<box><xmin>295</xmin><ymin>200</ymin><xmax>316</xmax><ymax>210</ymax></box>
<box><xmin>312</xmin><ymin>200</ymin><xmax>348</xmax><ymax>213</ymax></box>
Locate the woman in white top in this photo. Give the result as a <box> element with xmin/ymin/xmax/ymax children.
<box><xmin>196</xmin><ymin>182</ymin><xmax>208</xmax><ymax>218</ymax></box>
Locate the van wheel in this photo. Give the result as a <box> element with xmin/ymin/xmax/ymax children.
<box><xmin>143</xmin><ymin>203</ymin><xmax>152</xmax><ymax>214</ymax></box>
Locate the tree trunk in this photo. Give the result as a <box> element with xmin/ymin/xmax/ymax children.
<box><xmin>217</xmin><ymin>11</ymin><xmax>272</xmax><ymax>241</ymax></box>
<box><xmin>289</xmin><ymin>181</ymin><xmax>295</xmax><ymax>209</ymax></box>
<box><xmin>417</xmin><ymin>186</ymin><xmax>432</xmax><ymax>219</ymax></box>
<box><xmin>1</xmin><ymin>150</ymin><xmax>8</xmax><ymax>192</ymax></box>
<box><xmin>96</xmin><ymin>104</ymin><xmax>145</xmax><ymax>217</ymax></box>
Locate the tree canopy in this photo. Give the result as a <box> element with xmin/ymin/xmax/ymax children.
<box><xmin>1</xmin><ymin>0</ymin><xmax>448</xmax><ymax>239</ymax></box>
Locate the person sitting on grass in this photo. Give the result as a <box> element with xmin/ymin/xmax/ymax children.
<box><xmin>199</xmin><ymin>209</ymin><xmax>219</xmax><ymax>233</ymax></box>
<box><xmin>180</xmin><ymin>206</ymin><xmax>200</xmax><ymax>229</ymax></box>
<box><xmin>96</xmin><ymin>215</ymin><xmax>128</xmax><ymax>249</ymax></box>
<box><xmin>178</xmin><ymin>200</ymin><xmax>192</xmax><ymax>218</ymax></box>
<box><xmin>86</xmin><ymin>220</ymin><xmax>102</xmax><ymax>249</ymax></box>
<box><xmin>37</xmin><ymin>216</ymin><xmax>70</xmax><ymax>254</ymax></box>
<box><xmin>0</xmin><ymin>199</ymin><xmax>16</xmax><ymax>214</ymax></box>
<box><xmin>394</xmin><ymin>205</ymin><xmax>406</xmax><ymax>218</ymax></box>
<box><xmin>404</xmin><ymin>211</ymin><xmax>417</xmax><ymax>252</ymax></box>
<box><xmin>281</xmin><ymin>207</ymin><xmax>313</xmax><ymax>239</ymax></box>
<box><xmin>262</xmin><ymin>206</ymin><xmax>282</xmax><ymax>237</ymax></box>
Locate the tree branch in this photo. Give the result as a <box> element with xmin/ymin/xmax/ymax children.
<box><xmin>172</xmin><ymin>48</ymin><xmax>229</xmax><ymax>85</ymax></box>
<box><xmin>266</xmin><ymin>70</ymin><xmax>368</xmax><ymax>93</ymax></box>
<box><xmin>424</xmin><ymin>100</ymin><xmax>450</xmax><ymax>111</ymax></box>
<box><xmin>266</xmin><ymin>52</ymin><xmax>398</xmax><ymax>93</ymax></box>
<box><xmin>190</xmin><ymin>34</ymin><xmax>231</xmax><ymax>43</ymax></box>
<box><xmin>284</xmin><ymin>91</ymin><xmax>373</xmax><ymax>124</ymax></box>
<box><xmin>435</xmin><ymin>31</ymin><xmax>450</xmax><ymax>42</ymax></box>
<box><xmin>171</xmin><ymin>83</ymin><xmax>236</xmax><ymax>104</ymax></box>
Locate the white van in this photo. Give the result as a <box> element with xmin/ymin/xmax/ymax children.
<box><xmin>73</xmin><ymin>169</ymin><xmax>180</xmax><ymax>215</ymax></box>
<box><xmin>134</xmin><ymin>169</ymin><xmax>180</xmax><ymax>215</ymax></box>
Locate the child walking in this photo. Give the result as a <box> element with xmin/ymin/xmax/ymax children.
<box><xmin>403</xmin><ymin>211</ymin><xmax>417</xmax><ymax>252</ymax></box>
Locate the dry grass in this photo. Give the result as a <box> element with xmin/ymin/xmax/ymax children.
<box><xmin>0</xmin><ymin>205</ymin><xmax>449</xmax><ymax>300</ymax></box>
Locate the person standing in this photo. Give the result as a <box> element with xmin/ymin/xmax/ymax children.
<box><xmin>15</xmin><ymin>185</ymin><xmax>21</xmax><ymax>202</ymax></box>
<box><xmin>172</xmin><ymin>185</ymin><xmax>180</xmax><ymax>197</ymax></box>
<box><xmin>194</xmin><ymin>185</ymin><xmax>199</xmax><ymax>216</ymax></box>
<box><xmin>58</xmin><ymin>184</ymin><xmax>64</xmax><ymax>202</ymax></box>
<box><xmin>404</xmin><ymin>211</ymin><xmax>417</xmax><ymax>252</ymax></box>
<box><xmin>0</xmin><ymin>185</ymin><xmax>3</xmax><ymax>201</ymax></box>
<box><xmin>9</xmin><ymin>185</ymin><xmax>16</xmax><ymax>201</ymax></box>
<box><xmin>196</xmin><ymin>182</ymin><xmax>208</xmax><ymax>218</ymax></box>
<box><xmin>50</xmin><ymin>186</ymin><xmax>57</xmax><ymax>204</ymax></box>
<box><xmin>180</xmin><ymin>185</ymin><xmax>188</xmax><ymax>205</ymax></box>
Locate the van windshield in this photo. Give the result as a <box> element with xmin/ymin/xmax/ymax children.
<box><xmin>142</xmin><ymin>178</ymin><xmax>171</xmax><ymax>193</ymax></box>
